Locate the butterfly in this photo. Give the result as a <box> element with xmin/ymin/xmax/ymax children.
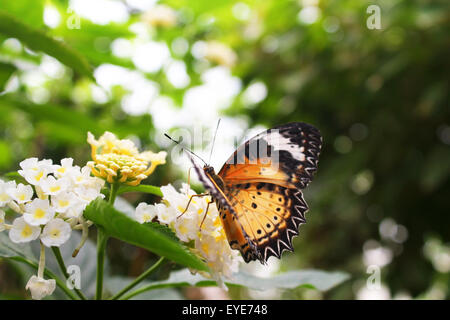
<box><xmin>175</xmin><ymin>122</ymin><xmax>322</xmax><ymax>264</ymax></box>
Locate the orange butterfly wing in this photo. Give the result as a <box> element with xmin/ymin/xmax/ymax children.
<box><xmin>218</xmin><ymin>122</ymin><xmax>321</xmax><ymax>189</ymax></box>
<box><xmin>219</xmin><ymin>182</ymin><xmax>308</xmax><ymax>262</ymax></box>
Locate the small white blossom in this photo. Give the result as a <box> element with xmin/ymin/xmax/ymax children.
<box><xmin>134</xmin><ymin>202</ymin><xmax>158</xmax><ymax>223</ymax></box>
<box><xmin>18</xmin><ymin>158</ymin><xmax>53</xmax><ymax>186</ymax></box>
<box><xmin>0</xmin><ymin>210</ymin><xmax>5</xmax><ymax>232</ymax></box>
<box><xmin>0</xmin><ymin>180</ymin><xmax>16</xmax><ymax>206</ymax></box>
<box><xmin>40</xmin><ymin>218</ymin><xmax>71</xmax><ymax>247</ymax></box>
<box><xmin>157</xmin><ymin>204</ymin><xmax>178</xmax><ymax>225</ymax></box>
<box><xmin>9</xmin><ymin>217</ymin><xmax>41</xmax><ymax>243</ymax></box>
<box><xmin>64</xmin><ymin>201</ymin><xmax>88</xmax><ymax>219</ymax></box>
<box><xmin>70</xmin><ymin>166</ymin><xmax>93</xmax><ymax>185</ymax></box>
<box><xmin>26</xmin><ymin>275</ymin><xmax>56</xmax><ymax>300</ymax></box>
<box><xmin>73</xmin><ymin>185</ymin><xmax>104</xmax><ymax>203</ymax></box>
<box><xmin>53</xmin><ymin>158</ymin><xmax>75</xmax><ymax>178</ymax></box>
<box><xmin>40</xmin><ymin>176</ymin><xmax>70</xmax><ymax>196</ymax></box>
<box><xmin>51</xmin><ymin>192</ymin><xmax>78</xmax><ymax>213</ymax></box>
<box><xmin>7</xmin><ymin>183</ymin><xmax>34</xmax><ymax>204</ymax></box>
<box><xmin>23</xmin><ymin>198</ymin><xmax>55</xmax><ymax>226</ymax></box>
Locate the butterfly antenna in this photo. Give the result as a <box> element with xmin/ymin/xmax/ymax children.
<box><xmin>208</xmin><ymin>118</ymin><xmax>221</xmax><ymax>164</ymax></box>
<box><xmin>164</xmin><ymin>133</ymin><xmax>207</xmax><ymax>165</ymax></box>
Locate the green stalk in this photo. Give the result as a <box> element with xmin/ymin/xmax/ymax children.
<box><xmin>51</xmin><ymin>247</ymin><xmax>87</xmax><ymax>300</ymax></box>
<box><xmin>110</xmin><ymin>257</ymin><xmax>165</xmax><ymax>300</ymax></box>
<box><xmin>95</xmin><ymin>227</ymin><xmax>108</xmax><ymax>300</ymax></box>
<box><xmin>95</xmin><ymin>183</ymin><xmax>118</xmax><ymax>300</ymax></box>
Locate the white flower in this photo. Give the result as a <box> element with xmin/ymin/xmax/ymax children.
<box><xmin>71</xmin><ymin>167</ymin><xmax>92</xmax><ymax>185</ymax></box>
<box><xmin>40</xmin><ymin>176</ymin><xmax>69</xmax><ymax>196</ymax></box>
<box><xmin>53</xmin><ymin>158</ymin><xmax>75</xmax><ymax>178</ymax></box>
<box><xmin>18</xmin><ymin>158</ymin><xmax>53</xmax><ymax>186</ymax></box>
<box><xmin>0</xmin><ymin>180</ymin><xmax>16</xmax><ymax>206</ymax></box>
<box><xmin>135</xmin><ymin>202</ymin><xmax>158</xmax><ymax>223</ymax></box>
<box><xmin>6</xmin><ymin>183</ymin><xmax>34</xmax><ymax>204</ymax></box>
<box><xmin>9</xmin><ymin>217</ymin><xmax>41</xmax><ymax>243</ymax></box>
<box><xmin>73</xmin><ymin>185</ymin><xmax>104</xmax><ymax>203</ymax></box>
<box><xmin>64</xmin><ymin>201</ymin><xmax>87</xmax><ymax>219</ymax></box>
<box><xmin>174</xmin><ymin>213</ymin><xmax>199</xmax><ymax>242</ymax></box>
<box><xmin>0</xmin><ymin>210</ymin><xmax>5</xmax><ymax>232</ymax></box>
<box><xmin>157</xmin><ymin>204</ymin><xmax>178</xmax><ymax>225</ymax></box>
<box><xmin>40</xmin><ymin>218</ymin><xmax>71</xmax><ymax>247</ymax></box>
<box><xmin>141</xmin><ymin>4</ymin><xmax>177</xmax><ymax>27</ymax></box>
<box><xmin>23</xmin><ymin>198</ymin><xmax>55</xmax><ymax>226</ymax></box>
<box><xmin>51</xmin><ymin>192</ymin><xmax>78</xmax><ymax>213</ymax></box>
<box><xmin>26</xmin><ymin>275</ymin><xmax>56</xmax><ymax>300</ymax></box>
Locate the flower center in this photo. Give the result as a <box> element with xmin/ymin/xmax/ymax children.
<box><xmin>21</xmin><ymin>225</ymin><xmax>33</xmax><ymax>238</ymax></box>
<box><xmin>34</xmin><ymin>208</ymin><xmax>46</xmax><ymax>219</ymax></box>
<box><xmin>58</xmin><ymin>200</ymin><xmax>69</xmax><ymax>207</ymax></box>
<box><xmin>50</xmin><ymin>186</ymin><xmax>61</xmax><ymax>192</ymax></box>
<box><xmin>50</xmin><ymin>229</ymin><xmax>60</xmax><ymax>239</ymax></box>
<box><xmin>35</xmin><ymin>171</ymin><xmax>44</xmax><ymax>181</ymax></box>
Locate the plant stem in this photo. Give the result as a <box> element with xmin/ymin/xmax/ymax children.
<box><xmin>110</xmin><ymin>257</ymin><xmax>165</xmax><ymax>300</ymax></box>
<box><xmin>51</xmin><ymin>247</ymin><xmax>87</xmax><ymax>300</ymax></box>
<box><xmin>95</xmin><ymin>227</ymin><xmax>108</xmax><ymax>300</ymax></box>
<box><xmin>37</xmin><ymin>241</ymin><xmax>45</xmax><ymax>278</ymax></box>
<box><xmin>95</xmin><ymin>183</ymin><xmax>117</xmax><ymax>300</ymax></box>
<box><xmin>109</xmin><ymin>182</ymin><xmax>119</xmax><ymax>205</ymax></box>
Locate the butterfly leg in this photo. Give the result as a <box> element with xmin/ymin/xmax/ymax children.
<box><xmin>199</xmin><ymin>199</ymin><xmax>214</xmax><ymax>230</ymax></box>
<box><xmin>178</xmin><ymin>193</ymin><xmax>209</xmax><ymax>218</ymax></box>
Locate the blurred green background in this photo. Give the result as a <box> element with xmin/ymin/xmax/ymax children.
<box><xmin>0</xmin><ymin>0</ymin><xmax>448</xmax><ymax>299</ymax></box>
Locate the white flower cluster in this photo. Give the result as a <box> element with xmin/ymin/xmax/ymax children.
<box><xmin>134</xmin><ymin>184</ymin><xmax>241</xmax><ymax>287</ymax></box>
<box><xmin>0</xmin><ymin>158</ymin><xmax>104</xmax><ymax>246</ymax></box>
<box><xmin>0</xmin><ymin>157</ymin><xmax>105</xmax><ymax>299</ymax></box>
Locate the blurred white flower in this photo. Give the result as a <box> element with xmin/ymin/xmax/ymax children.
<box><xmin>141</xmin><ymin>4</ymin><xmax>177</xmax><ymax>27</ymax></box>
<box><xmin>40</xmin><ymin>218</ymin><xmax>71</xmax><ymax>247</ymax></box>
<box><xmin>18</xmin><ymin>158</ymin><xmax>54</xmax><ymax>186</ymax></box>
<box><xmin>26</xmin><ymin>275</ymin><xmax>56</xmax><ymax>300</ymax></box>
<box><xmin>23</xmin><ymin>198</ymin><xmax>55</xmax><ymax>226</ymax></box>
<box><xmin>135</xmin><ymin>202</ymin><xmax>158</xmax><ymax>223</ymax></box>
<box><xmin>203</xmin><ymin>41</ymin><xmax>237</xmax><ymax>68</ymax></box>
<box><xmin>51</xmin><ymin>192</ymin><xmax>79</xmax><ymax>213</ymax></box>
<box><xmin>70</xmin><ymin>166</ymin><xmax>93</xmax><ymax>185</ymax></box>
<box><xmin>0</xmin><ymin>180</ymin><xmax>16</xmax><ymax>206</ymax></box>
<box><xmin>40</xmin><ymin>176</ymin><xmax>70</xmax><ymax>196</ymax></box>
<box><xmin>9</xmin><ymin>217</ymin><xmax>41</xmax><ymax>243</ymax></box>
<box><xmin>53</xmin><ymin>158</ymin><xmax>75</xmax><ymax>178</ymax></box>
<box><xmin>6</xmin><ymin>183</ymin><xmax>33</xmax><ymax>204</ymax></box>
<box><xmin>0</xmin><ymin>209</ymin><xmax>5</xmax><ymax>232</ymax></box>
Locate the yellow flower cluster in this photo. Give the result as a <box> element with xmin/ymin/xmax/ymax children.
<box><xmin>86</xmin><ymin>132</ymin><xmax>166</xmax><ymax>186</ymax></box>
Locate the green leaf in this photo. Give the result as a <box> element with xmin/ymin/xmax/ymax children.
<box><xmin>0</xmin><ymin>10</ymin><xmax>93</xmax><ymax>79</ymax></box>
<box><xmin>0</xmin><ymin>231</ymin><xmax>35</xmax><ymax>260</ymax></box>
<box><xmin>0</xmin><ymin>62</ymin><xmax>16</xmax><ymax>92</ymax></box>
<box><xmin>117</xmin><ymin>184</ymin><xmax>163</xmax><ymax>197</ymax></box>
<box><xmin>106</xmin><ymin>276</ymin><xmax>183</xmax><ymax>300</ymax></box>
<box><xmin>122</xmin><ymin>268</ymin><xmax>350</xmax><ymax>299</ymax></box>
<box><xmin>83</xmin><ymin>198</ymin><xmax>209</xmax><ymax>272</ymax></box>
<box><xmin>0</xmin><ymin>0</ymin><xmax>44</xmax><ymax>28</ymax></box>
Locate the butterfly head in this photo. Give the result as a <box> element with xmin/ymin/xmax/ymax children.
<box><xmin>203</xmin><ymin>165</ymin><xmax>215</xmax><ymax>175</ymax></box>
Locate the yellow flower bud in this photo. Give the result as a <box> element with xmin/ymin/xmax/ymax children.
<box><xmin>86</xmin><ymin>132</ymin><xmax>167</xmax><ymax>186</ymax></box>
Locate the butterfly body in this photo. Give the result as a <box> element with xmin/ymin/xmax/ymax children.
<box><xmin>191</xmin><ymin>122</ymin><xmax>322</xmax><ymax>264</ymax></box>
